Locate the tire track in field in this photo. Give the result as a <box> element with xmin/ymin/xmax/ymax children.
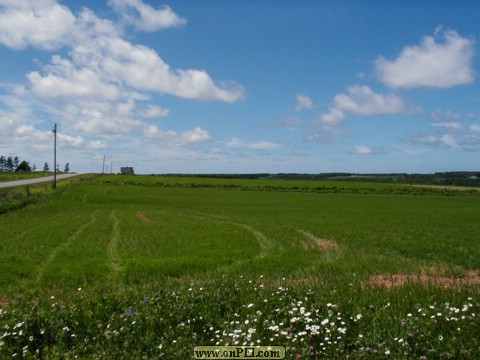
<box><xmin>36</xmin><ymin>209</ymin><xmax>101</xmax><ymax>283</ymax></box>
<box><xmin>191</xmin><ymin>212</ymin><xmax>276</xmax><ymax>257</ymax></box>
<box><xmin>108</xmin><ymin>210</ymin><xmax>121</xmax><ymax>279</ymax></box>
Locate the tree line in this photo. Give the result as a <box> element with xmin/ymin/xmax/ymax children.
<box><xmin>0</xmin><ymin>155</ymin><xmax>70</xmax><ymax>173</ymax></box>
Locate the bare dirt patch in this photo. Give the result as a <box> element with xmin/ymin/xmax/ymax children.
<box><xmin>136</xmin><ymin>212</ymin><xmax>153</xmax><ymax>223</ymax></box>
<box><xmin>298</xmin><ymin>230</ymin><xmax>338</xmax><ymax>250</ymax></box>
<box><xmin>368</xmin><ymin>268</ymin><xmax>480</xmax><ymax>289</ymax></box>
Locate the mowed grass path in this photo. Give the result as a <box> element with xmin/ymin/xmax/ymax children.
<box><xmin>0</xmin><ymin>177</ymin><xmax>478</xmax><ymax>297</ymax></box>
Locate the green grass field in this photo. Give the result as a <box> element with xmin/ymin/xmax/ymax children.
<box><xmin>0</xmin><ymin>175</ymin><xmax>479</xmax><ymax>358</ymax></box>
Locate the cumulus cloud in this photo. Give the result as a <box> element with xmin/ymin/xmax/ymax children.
<box><xmin>27</xmin><ymin>56</ymin><xmax>121</xmax><ymax>100</ymax></box>
<box><xmin>319</xmin><ymin>85</ymin><xmax>411</xmax><ymax>125</ymax></box>
<box><xmin>99</xmin><ymin>37</ymin><xmax>244</xmax><ymax>102</ymax></box>
<box><xmin>108</xmin><ymin>0</ymin><xmax>186</xmax><ymax>32</ymax></box>
<box><xmin>295</xmin><ymin>94</ymin><xmax>314</xmax><ymax>112</ymax></box>
<box><xmin>144</xmin><ymin>125</ymin><xmax>211</xmax><ymax>146</ymax></box>
<box><xmin>408</xmin><ymin>117</ymin><xmax>480</xmax><ymax>151</ymax></box>
<box><xmin>25</xmin><ymin>31</ymin><xmax>244</xmax><ymax>104</ymax></box>
<box><xmin>59</xmin><ymin>100</ymin><xmax>143</xmax><ymax>135</ymax></box>
<box><xmin>375</xmin><ymin>28</ymin><xmax>475</xmax><ymax>89</ymax></box>
<box><xmin>143</xmin><ymin>105</ymin><xmax>170</xmax><ymax>118</ymax></box>
<box><xmin>13</xmin><ymin>124</ymin><xmax>107</xmax><ymax>150</ymax></box>
<box><xmin>1</xmin><ymin>0</ymin><xmax>244</xmax><ymax>104</ymax></box>
<box><xmin>0</xmin><ymin>0</ymin><xmax>246</xmax><ymax>166</ymax></box>
<box><xmin>0</xmin><ymin>0</ymin><xmax>75</xmax><ymax>50</ymax></box>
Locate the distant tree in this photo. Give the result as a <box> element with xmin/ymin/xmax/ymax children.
<box><xmin>64</xmin><ymin>163</ymin><xmax>70</xmax><ymax>173</ymax></box>
<box><xmin>32</xmin><ymin>164</ymin><xmax>37</xmax><ymax>172</ymax></box>
<box><xmin>15</xmin><ymin>160</ymin><xmax>32</xmax><ymax>172</ymax></box>
<box><xmin>43</xmin><ymin>162</ymin><xmax>50</xmax><ymax>172</ymax></box>
<box><xmin>6</xmin><ymin>157</ymin><xmax>14</xmax><ymax>171</ymax></box>
<box><xmin>56</xmin><ymin>163</ymin><xmax>60</xmax><ymax>172</ymax></box>
<box><xmin>0</xmin><ymin>156</ymin><xmax>5</xmax><ymax>172</ymax></box>
<box><xmin>13</xmin><ymin>156</ymin><xmax>19</xmax><ymax>170</ymax></box>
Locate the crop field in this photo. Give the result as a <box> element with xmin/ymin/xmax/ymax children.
<box><xmin>0</xmin><ymin>174</ymin><xmax>479</xmax><ymax>359</ymax></box>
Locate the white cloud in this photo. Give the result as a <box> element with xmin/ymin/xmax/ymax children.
<box><xmin>0</xmin><ymin>0</ymin><xmax>75</xmax><ymax>50</ymax></box>
<box><xmin>295</xmin><ymin>94</ymin><xmax>314</xmax><ymax>112</ymax></box>
<box><xmin>108</xmin><ymin>0</ymin><xmax>186</xmax><ymax>32</ymax></box>
<box><xmin>2</xmin><ymin>1</ymin><xmax>244</xmax><ymax>105</ymax></box>
<box><xmin>409</xmin><ymin>119</ymin><xmax>480</xmax><ymax>151</ymax></box>
<box><xmin>12</xmin><ymin>124</ymin><xmax>107</xmax><ymax>151</ymax></box>
<box><xmin>27</xmin><ymin>56</ymin><xmax>121</xmax><ymax>100</ymax></box>
<box><xmin>76</xmin><ymin>36</ymin><xmax>244</xmax><ymax>102</ymax></box>
<box><xmin>351</xmin><ymin>145</ymin><xmax>384</xmax><ymax>155</ymax></box>
<box><xmin>319</xmin><ymin>85</ymin><xmax>411</xmax><ymax>125</ymax></box>
<box><xmin>226</xmin><ymin>138</ymin><xmax>281</xmax><ymax>150</ymax></box>
<box><xmin>0</xmin><ymin>0</ymin><xmax>246</xmax><ymax>162</ymax></box>
<box><xmin>375</xmin><ymin>29</ymin><xmax>475</xmax><ymax>89</ymax></box>
<box><xmin>143</xmin><ymin>105</ymin><xmax>170</xmax><ymax>118</ymax></box>
<box><xmin>61</xmin><ymin>100</ymin><xmax>142</xmax><ymax>135</ymax></box>
<box><xmin>354</xmin><ymin>146</ymin><xmax>374</xmax><ymax>155</ymax></box>
<box><xmin>144</xmin><ymin>125</ymin><xmax>211</xmax><ymax>146</ymax></box>
<box><xmin>320</xmin><ymin>108</ymin><xmax>346</xmax><ymax>125</ymax></box>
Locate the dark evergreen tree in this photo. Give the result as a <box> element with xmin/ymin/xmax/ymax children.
<box><xmin>43</xmin><ymin>162</ymin><xmax>49</xmax><ymax>172</ymax></box>
<box><xmin>64</xmin><ymin>163</ymin><xmax>70</xmax><ymax>173</ymax></box>
<box><xmin>15</xmin><ymin>160</ymin><xmax>31</xmax><ymax>172</ymax></box>
<box><xmin>6</xmin><ymin>157</ymin><xmax>14</xmax><ymax>171</ymax></box>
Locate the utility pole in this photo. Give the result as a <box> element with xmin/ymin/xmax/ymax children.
<box><xmin>53</xmin><ymin>123</ymin><xmax>57</xmax><ymax>189</ymax></box>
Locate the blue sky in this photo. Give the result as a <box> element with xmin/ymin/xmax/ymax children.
<box><xmin>0</xmin><ymin>0</ymin><xmax>478</xmax><ymax>174</ymax></box>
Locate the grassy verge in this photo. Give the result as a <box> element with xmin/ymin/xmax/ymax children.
<box><xmin>1</xmin><ymin>278</ymin><xmax>478</xmax><ymax>359</ymax></box>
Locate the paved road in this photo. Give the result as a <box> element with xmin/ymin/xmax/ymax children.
<box><xmin>0</xmin><ymin>173</ymin><xmax>84</xmax><ymax>189</ymax></box>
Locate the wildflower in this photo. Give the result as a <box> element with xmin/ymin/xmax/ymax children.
<box><xmin>247</xmin><ymin>303</ymin><xmax>254</xmax><ymax>309</ymax></box>
<box><xmin>385</xmin><ymin>349</ymin><xmax>391</xmax><ymax>355</ymax></box>
<box><xmin>439</xmin><ymin>335</ymin><xmax>444</xmax><ymax>341</ymax></box>
<box><xmin>121</xmin><ymin>306</ymin><xmax>138</xmax><ymax>319</ymax></box>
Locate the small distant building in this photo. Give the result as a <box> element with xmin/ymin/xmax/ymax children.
<box><xmin>120</xmin><ymin>167</ymin><xmax>134</xmax><ymax>175</ymax></box>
